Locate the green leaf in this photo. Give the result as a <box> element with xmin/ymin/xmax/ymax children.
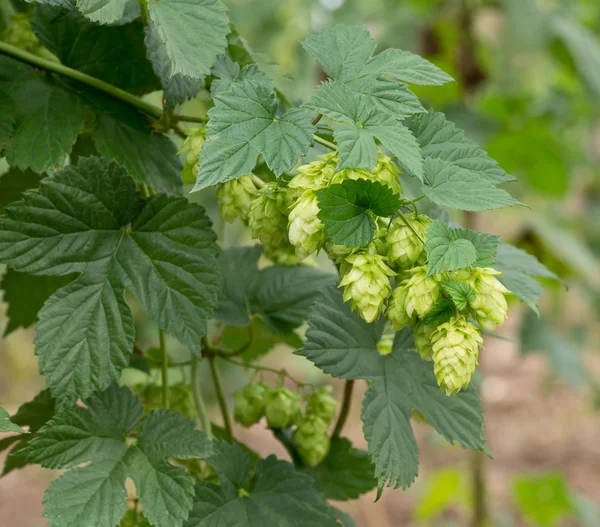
<box><xmin>409</xmin><ymin>110</ymin><xmax>514</xmax><ymax>184</ymax></box>
<box><xmin>195</xmin><ymin>80</ymin><xmax>316</xmax><ymax>188</ymax></box>
<box><xmin>422</xmin><ymin>299</ymin><xmax>455</xmax><ymax>325</ymax></box>
<box><xmin>0</xmin><ymin>55</ymin><xmax>86</xmax><ymax>173</ymax></box>
<box><xmin>75</xmin><ymin>0</ymin><xmax>140</xmax><ymax>25</ymax></box>
<box><xmin>422</xmin><ymin>158</ymin><xmax>523</xmax><ymax>212</ymax></box>
<box><xmin>0</xmin><ymin>406</ymin><xmax>27</xmax><ymax>434</ymax></box>
<box><xmin>0</xmin><ymin>157</ymin><xmax>219</xmax><ymax>405</ymax></box>
<box><xmin>0</xmin><ymin>167</ymin><xmax>41</xmax><ymax>214</ymax></box>
<box><xmin>316</xmin><ymin>179</ymin><xmax>401</xmax><ymax>247</ymax></box>
<box><xmin>23</xmin><ymin>384</ymin><xmax>211</xmax><ymax>527</ymax></box>
<box><xmin>494</xmin><ymin>243</ymin><xmax>560</xmax><ymax>314</ymax></box>
<box><xmin>185</xmin><ymin>441</ymin><xmax>339</xmax><ymax>527</ymax></box>
<box><xmin>210</xmin><ymin>54</ymin><xmax>273</xmax><ymax>96</ymax></box>
<box><xmin>513</xmin><ymin>473</ymin><xmax>574</xmax><ymax>527</ymax></box>
<box><xmin>440</xmin><ymin>280</ymin><xmax>476</xmax><ymax>311</ymax></box>
<box><xmin>146</xmin><ymin>0</ymin><xmax>229</xmax><ymax>79</ymax></box>
<box><xmin>301</xmin><ymin>437</ymin><xmax>377</xmax><ymax>501</ymax></box>
<box><xmin>32</xmin><ymin>5</ymin><xmax>160</xmax><ymax>95</ymax></box>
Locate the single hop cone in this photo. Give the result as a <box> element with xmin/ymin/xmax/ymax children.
<box><xmin>178</xmin><ymin>129</ymin><xmax>205</xmax><ymax>183</ymax></box>
<box><xmin>469</xmin><ymin>268</ymin><xmax>510</xmax><ymax>330</ymax></box>
<box><xmin>264</xmin><ymin>386</ymin><xmax>302</xmax><ymax>429</ymax></box>
<box><xmin>216</xmin><ymin>175</ymin><xmax>258</xmax><ymax>223</ymax></box>
<box><xmin>387</xmin><ymin>280</ymin><xmax>413</xmax><ymax>331</ymax></box>
<box><xmin>336</xmin><ymin>155</ymin><xmax>402</xmax><ymax>194</ymax></box>
<box><xmin>234</xmin><ymin>383</ymin><xmax>268</xmax><ymax>427</ymax></box>
<box><xmin>339</xmin><ymin>249</ymin><xmax>396</xmax><ymax>323</ymax></box>
<box><xmin>404</xmin><ymin>266</ymin><xmax>441</xmax><ymax>318</ymax></box>
<box><xmin>413</xmin><ymin>320</ymin><xmax>438</xmax><ymax>361</ymax></box>
<box><xmin>248</xmin><ymin>184</ymin><xmax>289</xmax><ymax>246</ymax></box>
<box><xmin>431</xmin><ymin>317</ymin><xmax>483</xmax><ymax>395</ymax></box>
<box><xmin>306</xmin><ymin>386</ymin><xmax>338</xmax><ymax>423</ymax></box>
<box><xmin>288</xmin><ymin>190</ymin><xmax>326</xmax><ymax>260</ymax></box>
<box><xmin>289</xmin><ymin>152</ymin><xmax>337</xmax><ymax>196</ymax></box>
<box><xmin>387</xmin><ymin>215</ymin><xmax>431</xmax><ymax>269</ymax></box>
<box><xmin>292</xmin><ymin>415</ymin><xmax>331</xmax><ymax>467</ymax></box>
<box><xmin>263</xmin><ymin>242</ymin><xmax>302</xmax><ymax>266</ymax></box>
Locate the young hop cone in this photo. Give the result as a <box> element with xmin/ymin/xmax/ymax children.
<box><xmin>263</xmin><ymin>242</ymin><xmax>301</xmax><ymax>266</ymax></box>
<box><xmin>413</xmin><ymin>320</ymin><xmax>438</xmax><ymax>361</ymax></box>
<box><xmin>264</xmin><ymin>386</ymin><xmax>302</xmax><ymax>429</ymax></box>
<box><xmin>248</xmin><ymin>184</ymin><xmax>289</xmax><ymax>246</ymax></box>
<box><xmin>387</xmin><ymin>215</ymin><xmax>431</xmax><ymax>269</ymax></box>
<box><xmin>339</xmin><ymin>248</ymin><xmax>396</xmax><ymax>323</ymax></box>
<box><xmin>469</xmin><ymin>268</ymin><xmax>511</xmax><ymax>330</ymax></box>
<box><xmin>404</xmin><ymin>266</ymin><xmax>441</xmax><ymax>318</ymax></box>
<box><xmin>292</xmin><ymin>415</ymin><xmax>331</xmax><ymax>467</ymax></box>
<box><xmin>306</xmin><ymin>386</ymin><xmax>338</xmax><ymax>423</ymax></box>
<box><xmin>178</xmin><ymin>128</ymin><xmax>205</xmax><ymax>182</ymax></box>
<box><xmin>234</xmin><ymin>383</ymin><xmax>268</xmax><ymax>427</ymax></box>
<box><xmin>216</xmin><ymin>175</ymin><xmax>259</xmax><ymax>223</ymax></box>
<box><xmin>336</xmin><ymin>155</ymin><xmax>402</xmax><ymax>194</ymax></box>
<box><xmin>288</xmin><ymin>152</ymin><xmax>337</xmax><ymax>196</ymax></box>
<box><xmin>387</xmin><ymin>279</ymin><xmax>413</xmax><ymax>331</ymax></box>
<box><xmin>431</xmin><ymin>316</ymin><xmax>483</xmax><ymax>395</ymax></box>
<box><xmin>288</xmin><ymin>190</ymin><xmax>326</xmax><ymax>260</ymax></box>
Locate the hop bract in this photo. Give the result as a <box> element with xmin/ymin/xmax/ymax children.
<box><xmin>178</xmin><ymin>129</ymin><xmax>205</xmax><ymax>182</ymax></box>
<box><xmin>288</xmin><ymin>190</ymin><xmax>326</xmax><ymax>260</ymax></box>
<box><xmin>469</xmin><ymin>268</ymin><xmax>510</xmax><ymax>330</ymax></box>
<box><xmin>387</xmin><ymin>215</ymin><xmax>431</xmax><ymax>269</ymax></box>
<box><xmin>216</xmin><ymin>175</ymin><xmax>258</xmax><ymax>223</ymax></box>
<box><xmin>404</xmin><ymin>266</ymin><xmax>441</xmax><ymax>318</ymax></box>
<box><xmin>234</xmin><ymin>383</ymin><xmax>268</xmax><ymax>427</ymax></box>
<box><xmin>336</xmin><ymin>155</ymin><xmax>402</xmax><ymax>194</ymax></box>
<box><xmin>431</xmin><ymin>316</ymin><xmax>483</xmax><ymax>395</ymax></box>
<box><xmin>339</xmin><ymin>249</ymin><xmax>396</xmax><ymax>323</ymax></box>
<box><xmin>306</xmin><ymin>386</ymin><xmax>338</xmax><ymax>423</ymax></box>
<box><xmin>264</xmin><ymin>386</ymin><xmax>302</xmax><ymax>429</ymax></box>
<box><xmin>248</xmin><ymin>184</ymin><xmax>289</xmax><ymax>246</ymax></box>
<box><xmin>292</xmin><ymin>415</ymin><xmax>331</xmax><ymax>467</ymax></box>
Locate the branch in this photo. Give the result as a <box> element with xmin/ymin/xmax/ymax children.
<box><xmin>332</xmin><ymin>380</ymin><xmax>354</xmax><ymax>437</ymax></box>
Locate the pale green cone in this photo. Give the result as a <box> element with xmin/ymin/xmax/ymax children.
<box><xmin>339</xmin><ymin>249</ymin><xmax>396</xmax><ymax>323</ymax></box>
<box><xmin>288</xmin><ymin>190</ymin><xmax>326</xmax><ymax>260</ymax></box>
<box><xmin>413</xmin><ymin>320</ymin><xmax>438</xmax><ymax>361</ymax></box>
<box><xmin>234</xmin><ymin>383</ymin><xmax>268</xmax><ymax>427</ymax></box>
<box><xmin>431</xmin><ymin>316</ymin><xmax>483</xmax><ymax>395</ymax></box>
<box><xmin>334</xmin><ymin>154</ymin><xmax>402</xmax><ymax>194</ymax></box>
<box><xmin>404</xmin><ymin>266</ymin><xmax>441</xmax><ymax>318</ymax></box>
<box><xmin>388</xmin><ymin>215</ymin><xmax>431</xmax><ymax>269</ymax></box>
<box><xmin>387</xmin><ymin>280</ymin><xmax>413</xmax><ymax>331</ymax></box>
<box><xmin>216</xmin><ymin>175</ymin><xmax>259</xmax><ymax>223</ymax></box>
<box><xmin>264</xmin><ymin>386</ymin><xmax>302</xmax><ymax>429</ymax></box>
<box><xmin>289</xmin><ymin>152</ymin><xmax>337</xmax><ymax>198</ymax></box>
<box><xmin>292</xmin><ymin>415</ymin><xmax>331</xmax><ymax>467</ymax></box>
<box><xmin>248</xmin><ymin>184</ymin><xmax>289</xmax><ymax>246</ymax></box>
<box><xmin>326</xmin><ymin>241</ymin><xmax>353</xmax><ymax>266</ymax></box>
<box><xmin>468</xmin><ymin>268</ymin><xmax>510</xmax><ymax>330</ymax></box>
<box><xmin>178</xmin><ymin>128</ymin><xmax>205</xmax><ymax>183</ymax></box>
<box><xmin>306</xmin><ymin>386</ymin><xmax>338</xmax><ymax>423</ymax></box>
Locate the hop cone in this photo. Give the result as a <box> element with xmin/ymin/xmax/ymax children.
<box><xmin>292</xmin><ymin>416</ymin><xmax>331</xmax><ymax>467</ymax></box>
<box><xmin>216</xmin><ymin>175</ymin><xmax>258</xmax><ymax>223</ymax></box>
<box><xmin>306</xmin><ymin>386</ymin><xmax>338</xmax><ymax>423</ymax></box>
<box><xmin>339</xmin><ymin>250</ymin><xmax>396</xmax><ymax>323</ymax></box>
<box><xmin>263</xmin><ymin>242</ymin><xmax>301</xmax><ymax>266</ymax></box>
<box><xmin>404</xmin><ymin>266</ymin><xmax>441</xmax><ymax>318</ymax></box>
<box><xmin>387</xmin><ymin>280</ymin><xmax>413</xmax><ymax>330</ymax></box>
<box><xmin>431</xmin><ymin>317</ymin><xmax>483</xmax><ymax>395</ymax></box>
<box><xmin>264</xmin><ymin>386</ymin><xmax>302</xmax><ymax>429</ymax></box>
<box><xmin>388</xmin><ymin>215</ymin><xmax>431</xmax><ymax>269</ymax></box>
<box><xmin>234</xmin><ymin>383</ymin><xmax>268</xmax><ymax>427</ymax></box>
<box><xmin>288</xmin><ymin>190</ymin><xmax>326</xmax><ymax>260</ymax></box>
<box><xmin>325</xmin><ymin>241</ymin><xmax>353</xmax><ymax>266</ymax></box>
<box><xmin>336</xmin><ymin>155</ymin><xmax>402</xmax><ymax>194</ymax></box>
<box><xmin>413</xmin><ymin>320</ymin><xmax>438</xmax><ymax>361</ymax></box>
<box><xmin>248</xmin><ymin>185</ymin><xmax>289</xmax><ymax>246</ymax></box>
<box><xmin>178</xmin><ymin>129</ymin><xmax>205</xmax><ymax>183</ymax></box>
<box><xmin>469</xmin><ymin>268</ymin><xmax>510</xmax><ymax>330</ymax></box>
<box><xmin>289</xmin><ymin>152</ymin><xmax>337</xmax><ymax>196</ymax></box>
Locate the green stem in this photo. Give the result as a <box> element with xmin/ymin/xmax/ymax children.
<box><xmin>219</xmin><ymin>355</ymin><xmax>307</xmax><ymax>387</ymax></box>
<box><xmin>191</xmin><ymin>356</ymin><xmax>212</xmax><ymax>439</ymax></box>
<box><xmin>332</xmin><ymin>380</ymin><xmax>354</xmax><ymax>437</ymax></box>
<box><xmin>311</xmin><ymin>113</ymin><xmax>323</xmax><ymax>126</ymax></box>
<box><xmin>159</xmin><ymin>330</ymin><xmax>169</xmax><ymax>410</ymax></box>
<box><xmin>397</xmin><ymin>209</ymin><xmax>425</xmax><ymax>244</ymax></box>
<box><xmin>412</xmin><ymin>194</ymin><xmax>426</xmax><ymax>203</ymax></box>
<box><xmin>175</xmin><ymin>114</ymin><xmax>208</xmax><ymax>124</ymax></box>
<box><xmin>208</xmin><ymin>355</ymin><xmax>233</xmax><ymax>441</ymax></box>
<box><xmin>313</xmin><ymin>134</ymin><xmax>336</xmax><ymax>151</ymax></box>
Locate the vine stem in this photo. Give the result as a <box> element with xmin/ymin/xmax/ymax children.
<box><xmin>332</xmin><ymin>380</ymin><xmax>354</xmax><ymax>437</ymax></box>
<box><xmin>397</xmin><ymin>208</ymin><xmax>425</xmax><ymax>244</ymax></box>
<box><xmin>208</xmin><ymin>355</ymin><xmax>233</xmax><ymax>442</ymax></box>
<box><xmin>191</xmin><ymin>356</ymin><xmax>212</xmax><ymax>439</ymax></box>
<box><xmin>313</xmin><ymin>134</ymin><xmax>336</xmax><ymax>150</ymax></box>
<box><xmin>219</xmin><ymin>355</ymin><xmax>307</xmax><ymax>387</ymax></box>
<box><xmin>159</xmin><ymin>330</ymin><xmax>169</xmax><ymax>410</ymax></box>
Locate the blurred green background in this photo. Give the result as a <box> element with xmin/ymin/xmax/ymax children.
<box><xmin>1</xmin><ymin>0</ymin><xmax>600</xmax><ymax>526</ymax></box>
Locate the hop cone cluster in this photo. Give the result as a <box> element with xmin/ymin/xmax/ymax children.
<box><xmin>216</xmin><ymin>175</ymin><xmax>258</xmax><ymax>223</ymax></box>
<box><xmin>248</xmin><ymin>184</ymin><xmax>289</xmax><ymax>246</ymax></box>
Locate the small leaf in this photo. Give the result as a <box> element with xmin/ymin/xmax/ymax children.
<box><xmin>422</xmin><ymin>299</ymin><xmax>455</xmax><ymax>325</ymax></box>
<box><xmin>426</xmin><ymin>221</ymin><xmax>477</xmax><ymax>276</ymax></box>
<box><xmin>210</xmin><ymin>54</ymin><xmax>273</xmax><ymax>96</ymax></box>
<box><xmin>440</xmin><ymin>280</ymin><xmax>476</xmax><ymax>311</ymax></box>
<box><xmin>0</xmin><ymin>406</ymin><xmax>27</xmax><ymax>434</ymax></box>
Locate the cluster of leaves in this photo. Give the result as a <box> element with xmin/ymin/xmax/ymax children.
<box><xmin>0</xmin><ymin>3</ymin><xmax>563</xmax><ymax>527</ymax></box>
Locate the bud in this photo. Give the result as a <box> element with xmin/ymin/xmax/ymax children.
<box><xmin>413</xmin><ymin>320</ymin><xmax>438</xmax><ymax>361</ymax></box>
<box><xmin>264</xmin><ymin>386</ymin><xmax>302</xmax><ymax>429</ymax></box>
<box><xmin>178</xmin><ymin>129</ymin><xmax>205</xmax><ymax>183</ymax></box>
<box><xmin>306</xmin><ymin>386</ymin><xmax>338</xmax><ymax>423</ymax></box>
<box><xmin>387</xmin><ymin>280</ymin><xmax>413</xmax><ymax>330</ymax></box>
<box><xmin>339</xmin><ymin>248</ymin><xmax>396</xmax><ymax>323</ymax></box>
<box><xmin>387</xmin><ymin>215</ymin><xmax>431</xmax><ymax>270</ymax></box>
<box><xmin>431</xmin><ymin>317</ymin><xmax>483</xmax><ymax>395</ymax></box>
<box><xmin>248</xmin><ymin>184</ymin><xmax>289</xmax><ymax>246</ymax></box>
<box><xmin>335</xmin><ymin>155</ymin><xmax>402</xmax><ymax>194</ymax></box>
<box><xmin>404</xmin><ymin>266</ymin><xmax>441</xmax><ymax>318</ymax></box>
<box><xmin>216</xmin><ymin>175</ymin><xmax>259</xmax><ymax>223</ymax></box>
<box><xmin>292</xmin><ymin>415</ymin><xmax>331</xmax><ymax>467</ymax></box>
<box><xmin>469</xmin><ymin>268</ymin><xmax>510</xmax><ymax>331</ymax></box>
<box><xmin>289</xmin><ymin>152</ymin><xmax>337</xmax><ymax>196</ymax></box>
<box><xmin>288</xmin><ymin>190</ymin><xmax>326</xmax><ymax>260</ymax></box>
<box><xmin>234</xmin><ymin>383</ymin><xmax>268</xmax><ymax>427</ymax></box>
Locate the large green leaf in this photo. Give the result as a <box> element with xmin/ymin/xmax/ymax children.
<box><xmin>210</xmin><ymin>55</ymin><xmax>273</xmax><ymax>96</ymax></box>
<box><xmin>195</xmin><ymin>80</ymin><xmax>316</xmax><ymax>189</ymax></box>
<box><xmin>316</xmin><ymin>179</ymin><xmax>401</xmax><ymax>247</ymax></box>
<box><xmin>146</xmin><ymin>0</ymin><xmax>229</xmax><ymax>79</ymax></box>
<box><xmin>75</xmin><ymin>0</ymin><xmax>140</xmax><ymax>25</ymax></box>
<box><xmin>185</xmin><ymin>441</ymin><xmax>339</xmax><ymax>527</ymax></box>
<box><xmin>0</xmin><ymin>157</ymin><xmax>219</xmax><ymax>406</ymax></box>
<box><xmin>22</xmin><ymin>384</ymin><xmax>211</xmax><ymax>527</ymax></box>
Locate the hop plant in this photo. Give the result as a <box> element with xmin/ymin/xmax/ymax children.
<box><xmin>413</xmin><ymin>320</ymin><xmax>438</xmax><ymax>361</ymax></box>
<box><xmin>234</xmin><ymin>383</ymin><xmax>268</xmax><ymax>427</ymax></box>
<box><xmin>468</xmin><ymin>268</ymin><xmax>511</xmax><ymax>330</ymax></box>
<box><xmin>292</xmin><ymin>415</ymin><xmax>331</xmax><ymax>467</ymax></box>
<box><xmin>404</xmin><ymin>266</ymin><xmax>441</xmax><ymax>318</ymax></box>
<box><xmin>264</xmin><ymin>386</ymin><xmax>302</xmax><ymax>429</ymax></box>
<box><xmin>306</xmin><ymin>386</ymin><xmax>338</xmax><ymax>423</ymax></box>
<box><xmin>216</xmin><ymin>175</ymin><xmax>259</xmax><ymax>223</ymax></box>
<box><xmin>387</xmin><ymin>215</ymin><xmax>431</xmax><ymax>269</ymax></box>
<box><xmin>431</xmin><ymin>316</ymin><xmax>483</xmax><ymax>395</ymax></box>
<box><xmin>178</xmin><ymin>129</ymin><xmax>205</xmax><ymax>183</ymax></box>
<box><xmin>339</xmin><ymin>247</ymin><xmax>396</xmax><ymax>323</ymax></box>
<box><xmin>248</xmin><ymin>184</ymin><xmax>289</xmax><ymax>246</ymax></box>
<box><xmin>288</xmin><ymin>190</ymin><xmax>326</xmax><ymax>260</ymax></box>
<box><xmin>336</xmin><ymin>154</ymin><xmax>402</xmax><ymax>194</ymax></box>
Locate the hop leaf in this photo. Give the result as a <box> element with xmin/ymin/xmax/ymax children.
<box><xmin>288</xmin><ymin>190</ymin><xmax>327</xmax><ymax>260</ymax></box>
<box><xmin>306</xmin><ymin>386</ymin><xmax>338</xmax><ymax>423</ymax></box>
<box><xmin>216</xmin><ymin>174</ymin><xmax>259</xmax><ymax>223</ymax></box>
<box><xmin>265</xmin><ymin>387</ymin><xmax>302</xmax><ymax>429</ymax></box>
<box><xmin>234</xmin><ymin>383</ymin><xmax>268</xmax><ymax>427</ymax></box>
<box><xmin>248</xmin><ymin>184</ymin><xmax>289</xmax><ymax>246</ymax></box>
<box><xmin>469</xmin><ymin>268</ymin><xmax>511</xmax><ymax>330</ymax></box>
<box><xmin>404</xmin><ymin>266</ymin><xmax>442</xmax><ymax>318</ymax></box>
<box><xmin>293</xmin><ymin>415</ymin><xmax>331</xmax><ymax>467</ymax></box>
<box><xmin>387</xmin><ymin>214</ymin><xmax>431</xmax><ymax>269</ymax></box>
<box><xmin>431</xmin><ymin>317</ymin><xmax>483</xmax><ymax>395</ymax></box>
